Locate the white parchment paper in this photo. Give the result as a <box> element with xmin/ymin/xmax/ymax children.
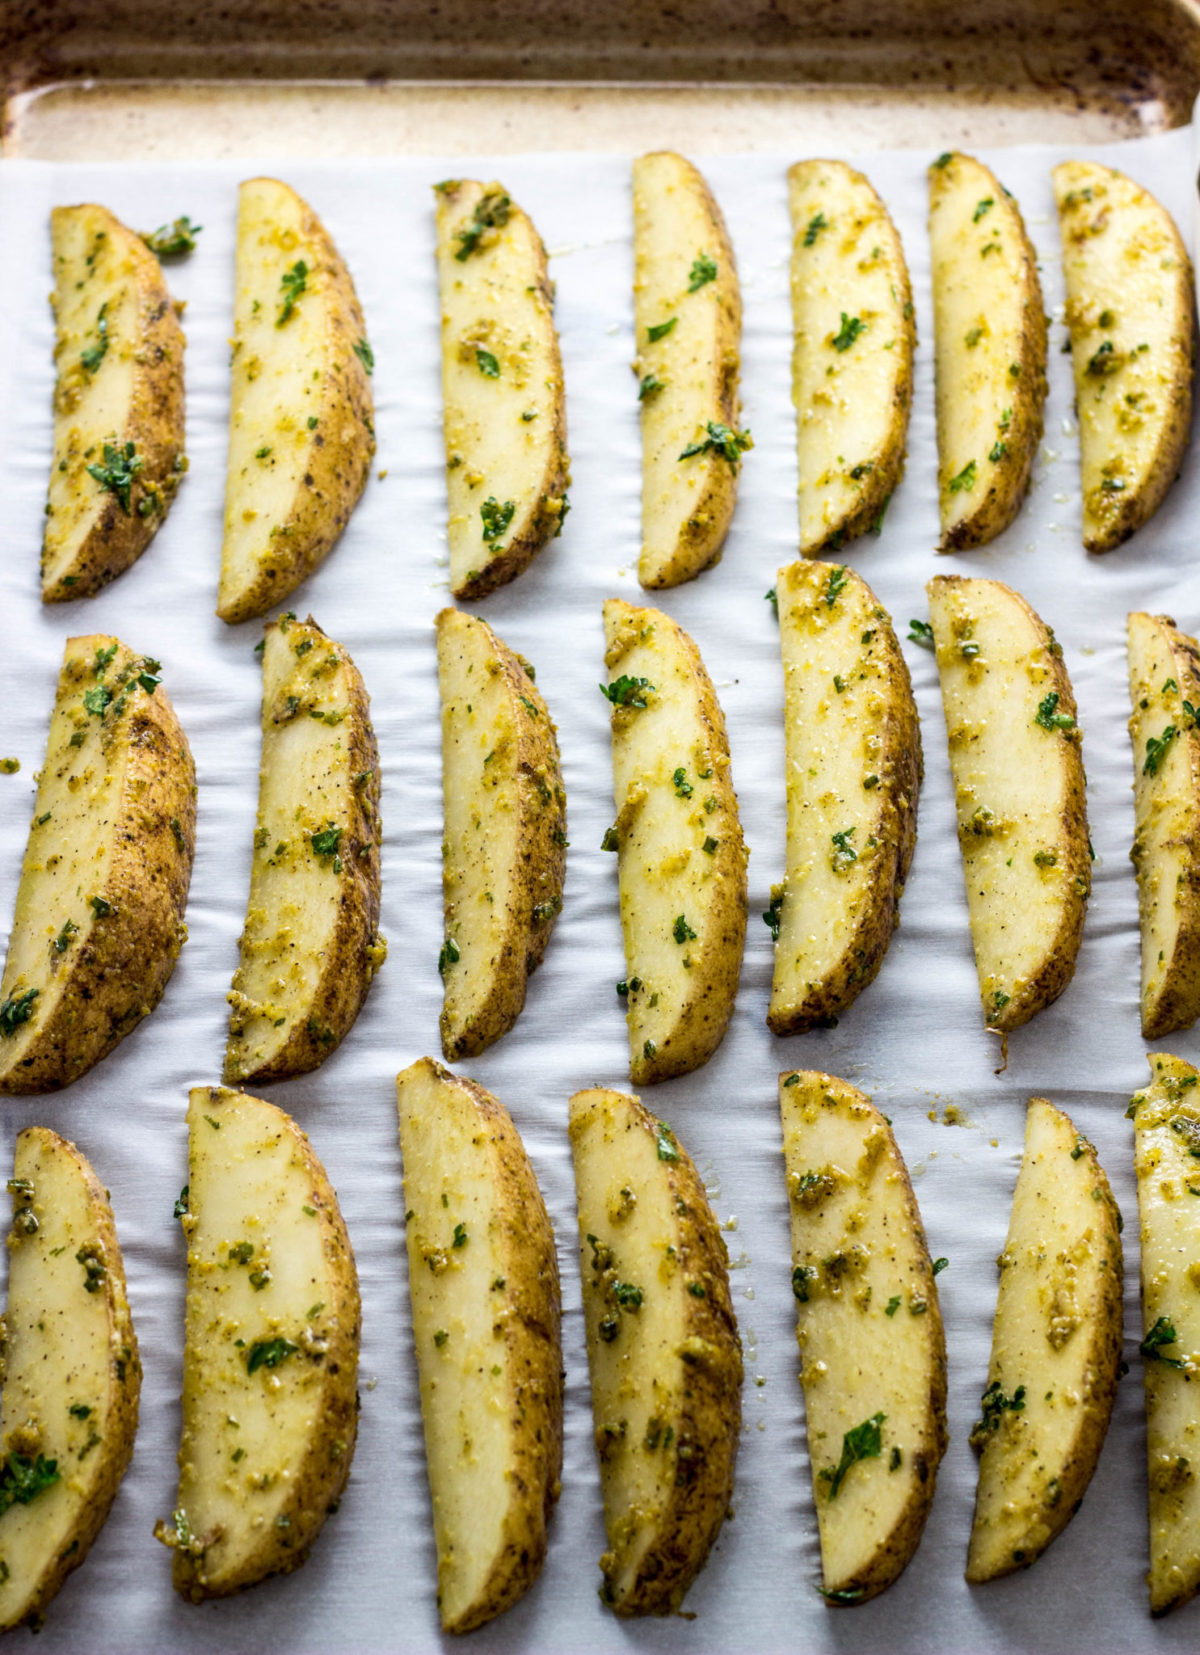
<box><xmin>0</xmin><ymin>123</ymin><xmax>1197</xmax><ymax>1654</ymax></box>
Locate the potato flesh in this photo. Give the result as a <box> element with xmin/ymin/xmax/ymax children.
<box><xmin>0</xmin><ymin>637</ymin><xmax>128</xmax><ymax>1069</ymax></box>
<box><xmin>772</xmin><ymin>563</ymin><xmax>903</xmax><ymax>1019</ymax></box>
<box><xmin>928</xmin><ymin>576</ymin><xmax>1085</xmax><ymax>1022</ymax></box>
<box><xmin>222</xmin><ymin>180</ymin><xmax>335</xmax><ymax>606</ymax></box>
<box><xmin>1132</xmin><ymin>1053</ymin><xmax>1200</xmax><ymax>1614</ymax></box>
<box><xmin>633</xmin><ymin>151</ymin><xmax>740</xmax><ymax>585</ymax></box>
<box><xmin>396</xmin><ymin>1061</ymin><xmax>522</xmax><ymax>1628</ymax></box>
<box><xmin>1054</xmin><ymin>162</ymin><xmax>1193</xmax><ymax>550</ymax></box>
<box><xmin>788</xmin><ymin>161</ymin><xmax>911</xmax><ymax>553</ymax></box>
<box><xmin>45</xmin><ymin>210</ymin><xmax>144</xmax><ymax>588</ymax></box>
<box><xmin>569</xmin><ymin>1090</ymin><xmax>689</xmax><ymax>1602</ymax></box>
<box><xmin>780</xmin><ymin>1073</ymin><xmax>943</xmax><ymax>1593</ymax></box>
<box><xmin>435</xmin><ymin>181</ymin><xmax>566</xmax><ymax>592</ymax></box>
<box><xmin>968</xmin><ymin>1099</ymin><xmax>1121</xmax><ymax>1580</ymax></box>
<box><xmin>929</xmin><ymin>154</ymin><xmax>1036</xmax><ymax>540</ymax></box>
<box><xmin>226</xmin><ymin>619</ymin><xmax>359</xmax><ymax>1074</ymax></box>
<box><xmin>0</xmin><ymin>1131</ymin><xmax>133</xmax><ymax>1626</ymax></box>
<box><xmin>603</xmin><ymin>601</ymin><xmax>737</xmax><ymax>1067</ymax></box>
<box><xmin>177</xmin><ymin>1086</ymin><xmax>354</xmax><ymax>1593</ymax></box>
<box><xmin>1127</xmin><ymin>614</ymin><xmax>1200</xmax><ymax>1035</ymax></box>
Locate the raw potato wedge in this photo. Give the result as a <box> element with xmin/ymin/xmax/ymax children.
<box><xmin>219</xmin><ymin>177</ymin><xmax>375</xmax><ymax>624</ymax></box>
<box><xmin>602</xmin><ymin>598</ymin><xmax>748</xmax><ymax>1083</ymax></box>
<box><xmin>1131</xmin><ymin>1052</ymin><xmax>1200</xmax><ymax>1614</ymax></box>
<box><xmin>395</xmin><ymin>1058</ymin><xmax>563</xmax><ymax>1634</ymax></box>
<box><xmin>436</xmin><ymin>610</ymin><xmax>566</xmax><ymax>1060</ymax></box>
<box><xmin>633</xmin><ymin>151</ymin><xmax>745</xmax><ymax>588</ymax></box>
<box><xmin>966</xmin><ymin>1098</ymin><xmax>1123</xmax><ymax>1582</ymax></box>
<box><xmin>0</xmin><ymin>636</ymin><xmax>196</xmax><ymax>1094</ymax></box>
<box><xmin>768</xmin><ymin>561</ymin><xmax>921</xmax><ymax>1034</ymax></box>
<box><xmin>780</xmin><ymin>1071</ymin><xmax>947</xmax><ymax>1605</ymax></box>
<box><xmin>43</xmin><ymin>204</ymin><xmax>186</xmax><ymax>601</ymax></box>
<box><xmin>0</xmin><ymin>1130</ymin><xmax>140</xmax><ymax>1632</ymax></box>
<box><xmin>1054</xmin><ymin>162</ymin><xmax>1195</xmax><ymax>553</ymax></box>
<box><xmin>927</xmin><ymin>575</ymin><xmax>1090</xmax><ymax>1034</ymax></box>
<box><xmin>928</xmin><ymin>151</ymin><xmax>1048</xmax><ymax>551</ymax></box>
<box><xmin>224</xmin><ymin>613</ymin><xmax>385</xmax><ymax>1083</ymax></box>
<box><xmin>434</xmin><ymin>179</ymin><xmax>569</xmax><ymax>601</ymax></box>
<box><xmin>1127</xmin><ymin>613</ymin><xmax>1200</xmax><ymax>1037</ymax></box>
<box><xmin>569</xmin><ymin>1087</ymin><xmax>742</xmax><ymax>1615</ymax></box>
<box><xmin>158</xmin><ymin>1086</ymin><xmax>361</xmax><ymax>1600</ymax></box>
<box><xmin>788</xmin><ymin>160</ymin><xmax>915</xmax><ymax>555</ymax></box>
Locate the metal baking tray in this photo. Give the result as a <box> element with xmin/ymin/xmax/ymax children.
<box><xmin>2</xmin><ymin>0</ymin><xmax>1200</xmax><ymax>161</ymax></box>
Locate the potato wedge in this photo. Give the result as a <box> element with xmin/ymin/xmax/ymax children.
<box><xmin>224</xmin><ymin>613</ymin><xmax>384</xmax><ymax>1083</ymax></box>
<box><xmin>927</xmin><ymin>575</ymin><xmax>1090</xmax><ymax>1033</ymax></box>
<box><xmin>928</xmin><ymin>151</ymin><xmax>1048</xmax><ymax>551</ymax></box>
<box><xmin>632</xmin><ymin>151</ymin><xmax>745</xmax><ymax>588</ymax></box>
<box><xmin>158</xmin><ymin>1085</ymin><xmax>360</xmax><ymax>1600</ymax></box>
<box><xmin>569</xmin><ymin>1087</ymin><xmax>741</xmax><ymax>1615</ymax></box>
<box><xmin>43</xmin><ymin>204</ymin><xmax>186</xmax><ymax>602</ymax></box>
<box><xmin>788</xmin><ymin>160</ymin><xmax>914</xmax><ymax>555</ymax></box>
<box><xmin>1054</xmin><ymin>162</ymin><xmax>1194</xmax><ymax>553</ymax></box>
<box><xmin>218</xmin><ymin>177</ymin><xmax>375</xmax><ymax>624</ymax></box>
<box><xmin>0</xmin><ymin>636</ymin><xmax>196</xmax><ymax>1093</ymax></box>
<box><xmin>767</xmin><ymin>562</ymin><xmax>921</xmax><ymax>1034</ymax></box>
<box><xmin>1127</xmin><ymin>613</ymin><xmax>1200</xmax><ymax>1037</ymax></box>
<box><xmin>436</xmin><ymin>610</ymin><xmax>566</xmax><ymax>1060</ymax></box>
<box><xmin>395</xmin><ymin>1058</ymin><xmax>563</xmax><ymax>1633</ymax></box>
<box><xmin>434</xmin><ymin>179</ymin><xmax>569</xmax><ymax>601</ymax></box>
<box><xmin>780</xmin><ymin>1070</ymin><xmax>946</xmax><ymax>1604</ymax></box>
<box><xmin>602</xmin><ymin>597</ymin><xmax>748</xmax><ymax>1083</ymax></box>
<box><xmin>967</xmin><ymin>1097</ymin><xmax>1122</xmax><ymax>1581</ymax></box>
<box><xmin>1131</xmin><ymin>1052</ymin><xmax>1200</xmax><ymax>1614</ymax></box>
<box><xmin>0</xmin><ymin>1129</ymin><xmax>140</xmax><ymax>1632</ymax></box>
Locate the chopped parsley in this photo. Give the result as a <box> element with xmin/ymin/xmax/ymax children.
<box><xmin>687</xmin><ymin>252</ymin><xmax>718</xmax><ymax>291</ymax></box>
<box><xmin>973</xmin><ymin>197</ymin><xmax>994</xmax><ymax>222</ymax></box>
<box><xmin>832</xmin><ymin>313</ymin><xmax>866</xmax><ymax>352</ymax></box>
<box><xmin>0</xmin><ymin>1453</ymin><xmax>59</xmax><ymax>1518</ymax></box>
<box><xmin>763</xmin><ymin>890</ymin><xmax>783</xmax><ymax>941</ymax></box>
<box><xmin>353</xmin><ymin>338</ymin><xmax>374</xmax><ymax>374</ymax></box>
<box><xmin>803</xmin><ymin>212</ymin><xmax>828</xmax><ymax>247</ymax></box>
<box><xmin>830</xmin><ymin>828</ymin><xmax>857</xmax><ymax>872</ymax></box>
<box><xmin>310</xmin><ymin>825</ymin><xmax>342</xmax><ymax>859</ymax></box>
<box><xmin>0</xmin><ymin>989</ymin><xmax>38</xmax><ymax>1038</ymax></box>
<box><xmin>1034</xmin><ymin>691</ymin><xmax>1075</xmax><ymax>733</ymax></box>
<box><xmin>89</xmin><ymin>895</ymin><xmax>114</xmax><ymax>917</ymax></box>
<box><xmin>646</xmin><ymin>317</ymin><xmax>677</xmax><ymax>343</ymax></box>
<box><xmin>141</xmin><ymin>215</ymin><xmax>201</xmax><ymax>257</ymax></box>
<box><xmin>673</xmin><ymin>767</ymin><xmax>693</xmax><ymax>798</ymax></box>
<box><xmin>638</xmin><ymin>372</ymin><xmax>664</xmax><ymax>401</ymax></box>
<box><xmin>54</xmin><ymin>918</ymin><xmax>78</xmax><ymax>954</ymax></box>
<box><xmin>454</xmin><ymin>190</ymin><xmax>510</xmax><ymax>261</ymax></box>
<box><xmin>1144</xmin><ymin>727</ymin><xmax>1178</xmax><ymax>776</ymax></box>
<box><xmin>80</xmin><ymin>303</ymin><xmax>110</xmax><ymax>374</ymax></box>
<box><xmin>765</xmin><ymin>586</ymin><xmax>778</xmax><ymax>615</ymax></box>
<box><xmin>824</xmin><ymin>565</ymin><xmax>849</xmax><ymax>607</ymax></box>
<box><xmin>173</xmin><ymin>1185</ymin><xmax>190</xmax><ymax>1219</ymax></box>
<box><xmin>86</xmin><ymin>440</ymin><xmax>143</xmax><ymax>513</ymax></box>
<box><xmin>822</xmin><ymin>1413</ymin><xmax>885</xmax><ymax>1499</ymax></box>
<box><xmin>438</xmin><ymin>937</ymin><xmax>460</xmax><ymax>975</ymax></box>
<box><xmin>246</xmin><ymin>1337</ymin><xmax>299</xmax><ymax>1374</ymax></box>
<box><xmin>672</xmin><ymin>914</ymin><xmax>697</xmax><ymax>944</ymax></box>
<box><xmin>83</xmin><ymin>685</ymin><xmax>112</xmax><ymax>717</ymax></box>
<box><xmin>480</xmin><ymin>496</ymin><xmax>515</xmax><ymax>543</ymax></box>
<box><xmin>1141</xmin><ymin>1316</ymin><xmax>1185</xmax><ymax>1370</ymax></box>
<box><xmin>908</xmin><ymin>618</ymin><xmax>935</xmax><ymax>649</ymax></box>
<box><xmin>276</xmin><ymin>260</ymin><xmax>308</xmax><ymax>327</ymax></box>
<box><xmin>679</xmin><ymin>421</ymin><xmax>753</xmax><ymax>466</ymax></box>
<box><xmin>475</xmin><ymin>347</ymin><xmax>500</xmax><ymax>378</ymax></box>
<box><xmin>948</xmin><ymin>458</ymin><xmax>977</xmax><ymax>495</ymax></box>
<box><xmin>655</xmin><ymin>1121</ymin><xmax>679</xmax><ymax>1163</ymax></box>
<box><xmin>601</xmin><ymin>675</ymin><xmax>655</xmax><ymax>709</ymax></box>
<box><xmin>792</xmin><ymin>1264</ymin><xmax>817</xmax><ymax>1303</ymax></box>
<box><xmin>971</xmin><ymin>1380</ymin><xmax>1026</xmax><ymax>1442</ymax></box>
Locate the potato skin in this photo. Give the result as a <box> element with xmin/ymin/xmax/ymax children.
<box><xmin>437</xmin><ymin>613</ymin><xmax>567</xmax><ymax>1062</ymax></box>
<box><xmin>224</xmin><ymin>615</ymin><xmax>383</xmax><ymax>1083</ymax></box>
<box><xmin>43</xmin><ymin>205</ymin><xmax>186</xmax><ymax>602</ymax></box>
<box><xmin>0</xmin><ymin>644</ymin><xmax>196</xmax><ymax>1094</ymax></box>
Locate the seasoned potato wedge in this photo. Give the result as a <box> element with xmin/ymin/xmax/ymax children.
<box><xmin>569</xmin><ymin>1087</ymin><xmax>742</xmax><ymax>1615</ymax></box>
<box><xmin>927</xmin><ymin>575</ymin><xmax>1090</xmax><ymax>1033</ymax></box>
<box><xmin>788</xmin><ymin>160</ymin><xmax>914</xmax><ymax>555</ymax></box>
<box><xmin>396</xmin><ymin>1058</ymin><xmax>563</xmax><ymax>1633</ymax></box>
<box><xmin>632</xmin><ymin>151</ymin><xmax>745</xmax><ymax>587</ymax></box>
<box><xmin>0</xmin><ymin>1129</ymin><xmax>140</xmax><ymax>1632</ymax></box>
<box><xmin>0</xmin><ymin>636</ymin><xmax>196</xmax><ymax>1093</ymax></box>
<box><xmin>1054</xmin><ymin>162</ymin><xmax>1194</xmax><ymax>553</ymax></box>
<box><xmin>224</xmin><ymin>613</ymin><xmax>384</xmax><ymax>1083</ymax></box>
<box><xmin>1131</xmin><ymin>1052</ymin><xmax>1200</xmax><ymax>1614</ymax></box>
<box><xmin>928</xmin><ymin>151</ymin><xmax>1047</xmax><ymax>551</ymax></box>
<box><xmin>768</xmin><ymin>562</ymin><xmax>921</xmax><ymax>1034</ymax></box>
<box><xmin>967</xmin><ymin>1097</ymin><xmax>1122</xmax><ymax>1582</ymax></box>
<box><xmin>436</xmin><ymin>610</ymin><xmax>566</xmax><ymax>1060</ymax></box>
<box><xmin>780</xmin><ymin>1071</ymin><xmax>946</xmax><ymax>1605</ymax></box>
<box><xmin>219</xmin><ymin>177</ymin><xmax>375</xmax><ymax>624</ymax></box>
<box><xmin>158</xmin><ymin>1086</ymin><xmax>360</xmax><ymax>1600</ymax></box>
<box><xmin>602</xmin><ymin>598</ymin><xmax>748</xmax><ymax>1083</ymax></box>
<box><xmin>43</xmin><ymin>203</ymin><xmax>186</xmax><ymax>601</ymax></box>
<box><xmin>1127</xmin><ymin>613</ymin><xmax>1200</xmax><ymax>1037</ymax></box>
<box><xmin>434</xmin><ymin>179</ymin><xmax>569</xmax><ymax>601</ymax></box>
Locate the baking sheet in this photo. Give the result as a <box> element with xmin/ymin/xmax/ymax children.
<box><xmin>0</xmin><ymin>124</ymin><xmax>1196</xmax><ymax>1654</ymax></box>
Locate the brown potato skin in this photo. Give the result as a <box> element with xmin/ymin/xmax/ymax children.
<box><xmin>438</xmin><ymin>616</ymin><xmax>567</xmax><ymax>1062</ymax></box>
<box><xmin>0</xmin><ymin>646</ymin><xmax>196</xmax><ymax>1094</ymax></box>
<box><xmin>225</xmin><ymin>616</ymin><xmax>383</xmax><ymax>1083</ymax></box>
<box><xmin>217</xmin><ymin>184</ymin><xmax>375</xmax><ymax>624</ymax></box>
<box><xmin>43</xmin><ymin>206</ymin><xmax>186</xmax><ymax>602</ymax></box>
<box><xmin>0</xmin><ymin>1129</ymin><xmax>141</xmax><ymax>1632</ymax></box>
<box><xmin>173</xmin><ymin>1087</ymin><xmax>361</xmax><ymax>1601</ymax></box>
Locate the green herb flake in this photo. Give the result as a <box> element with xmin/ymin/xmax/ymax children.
<box><xmin>830</xmin><ymin>827</ymin><xmax>857</xmax><ymax>872</ymax></box>
<box><xmin>647</xmin><ymin>317</ymin><xmax>677</xmax><ymax>343</ymax></box>
<box><xmin>885</xmin><ymin>1295</ymin><xmax>902</xmax><ymax>1317</ymax></box>
<box><xmin>0</xmin><ymin>989</ymin><xmax>39</xmax><ymax>1038</ymax></box>
<box><xmin>687</xmin><ymin>252</ymin><xmax>718</xmax><ymax>291</ymax></box>
<box><xmin>141</xmin><ymin>215</ymin><xmax>201</xmax><ymax>257</ymax></box>
<box><xmin>353</xmin><ymin>338</ymin><xmax>374</xmax><ymax>375</ymax></box>
<box><xmin>908</xmin><ymin>618</ymin><xmax>935</xmax><ymax>649</ymax></box>
<box><xmin>948</xmin><ymin>458</ymin><xmax>977</xmax><ymax>495</ymax></box>
<box><xmin>1140</xmin><ymin>1316</ymin><xmax>1185</xmax><ymax>1370</ymax></box>
<box><xmin>173</xmin><ymin>1185</ymin><xmax>189</xmax><ymax>1219</ymax></box>
<box><xmin>480</xmin><ymin>496</ymin><xmax>516</xmax><ymax>544</ymax></box>
<box><xmin>673</xmin><ymin>767</ymin><xmax>693</xmax><ymax>798</ymax></box>
<box><xmin>80</xmin><ymin>302</ymin><xmax>110</xmax><ymax>374</ymax></box>
<box><xmin>678</xmin><ymin>421</ymin><xmax>753</xmax><ymax>466</ymax></box>
<box><xmin>832</xmin><ymin>313</ymin><xmax>866</xmax><ymax>352</ymax></box>
<box><xmin>0</xmin><ymin>1453</ymin><xmax>60</xmax><ymax>1519</ymax></box>
<box><xmin>655</xmin><ymin>1121</ymin><xmax>679</xmax><ymax>1163</ymax></box>
<box><xmin>86</xmin><ymin>441</ymin><xmax>143</xmax><ymax>513</ymax></box>
<box><xmin>475</xmin><ymin>346</ymin><xmax>501</xmax><ymax>378</ymax></box>
<box><xmin>973</xmin><ymin>197</ymin><xmax>994</xmax><ymax>222</ymax></box>
<box><xmin>276</xmin><ymin>260</ymin><xmax>308</xmax><ymax>327</ymax></box>
<box><xmin>1035</xmin><ymin>691</ymin><xmax>1076</xmax><ymax>734</ymax></box>
<box><xmin>438</xmin><ymin>937</ymin><xmax>460</xmax><ymax>975</ymax></box>
<box><xmin>453</xmin><ymin>190</ymin><xmax>510</xmax><ymax>261</ymax></box>
<box><xmin>601</xmin><ymin>675</ymin><xmax>655</xmax><ymax>709</ymax></box>
<box><xmin>672</xmin><ymin>914</ymin><xmax>697</xmax><ymax>944</ymax></box>
<box><xmin>246</xmin><ymin>1337</ymin><xmax>299</xmax><ymax>1374</ymax></box>
<box><xmin>1145</xmin><ymin>726</ymin><xmax>1178</xmax><ymax>776</ymax></box>
<box><xmin>822</xmin><ymin>1412</ymin><xmax>885</xmax><ymax>1499</ymax></box>
<box><xmin>638</xmin><ymin>372</ymin><xmax>664</xmax><ymax>401</ymax></box>
<box><xmin>803</xmin><ymin>212</ymin><xmax>828</xmax><ymax>247</ymax></box>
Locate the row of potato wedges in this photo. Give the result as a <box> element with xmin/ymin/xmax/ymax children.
<box><xmin>2</xmin><ymin>565</ymin><xmax>1199</xmax><ymax>1094</ymax></box>
<box><xmin>0</xmin><ymin>1055</ymin><xmax>1195</xmax><ymax>1634</ymax></box>
<box><xmin>38</xmin><ymin>149</ymin><xmax>1192</xmax><ymax>622</ymax></box>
